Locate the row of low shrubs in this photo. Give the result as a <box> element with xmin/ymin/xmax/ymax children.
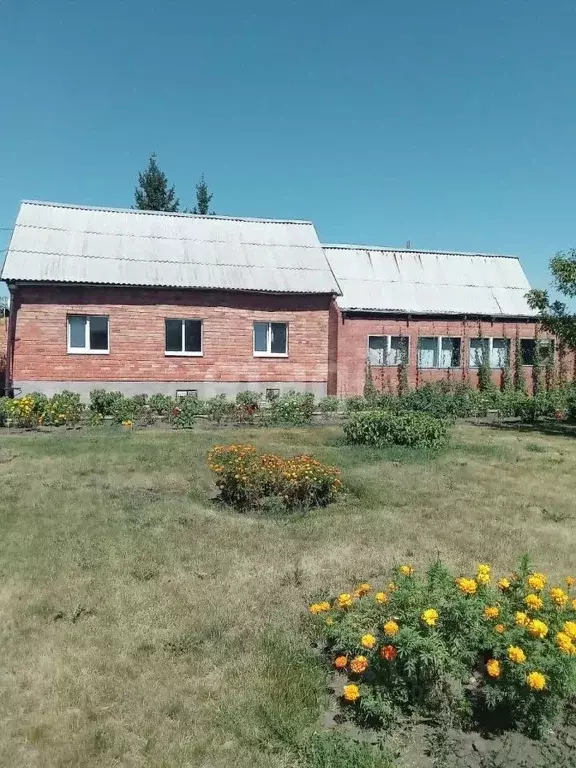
<box><xmin>2</xmin><ymin>382</ymin><xmax>576</xmax><ymax>430</ymax></box>
<box><xmin>208</xmin><ymin>443</ymin><xmax>343</xmax><ymax>512</ymax></box>
<box><xmin>344</xmin><ymin>409</ymin><xmax>450</xmax><ymax>449</ymax></box>
<box><xmin>309</xmin><ymin>560</ymin><xmax>576</xmax><ymax>738</ymax></box>
<box><xmin>0</xmin><ymin>390</ymin><xmax>320</xmax><ymax>429</ymax></box>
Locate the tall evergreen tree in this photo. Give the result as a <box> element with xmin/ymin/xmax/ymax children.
<box><xmin>134</xmin><ymin>154</ymin><xmax>180</xmax><ymax>212</ymax></box>
<box><xmin>193</xmin><ymin>174</ymin><xmax>214</xmax><ymax>215</ymax></box>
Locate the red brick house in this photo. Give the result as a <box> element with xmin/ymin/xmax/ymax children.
<box><xmin>1</xmin><ymin>200</ymin><xmax>567</xmax><ymax>398</ymax></box>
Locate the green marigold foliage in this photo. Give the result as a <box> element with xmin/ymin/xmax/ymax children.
<box><xmin>89</xmin><ymin>389</ymin><xmax>124</xmax><ymax>416</ymax></box>
<box><xmin>147</xmin><ymin>393</ymin><xmax>174</xmax><ymax>416</ymax></box>
<box><xmin>344</xmin><ymin>410</ymin><xmax>449</xmax><ymax>449</ymax></box>
<box><xmin>310</xmin><ymin>561</ymin><xmax>576</xmax><ymax>738</ymax></box>
<box><xmin>208</xmin><ymin>443</ymin><xmax>342</xmax><ymax>511</ymax></box>
<box><xmin>205</xmin><ymin>394</ymin><xmax>235</xmax><ymax>425</ymax></box>
<box><xmin>42</xmin><ymin>391</ymin><xmax>84</xmax><ymax>426</ymax></box>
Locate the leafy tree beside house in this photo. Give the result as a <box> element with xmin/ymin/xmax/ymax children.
<box><xmin>527</xmin><ymin>249</ymin><xmax>576</xmax><ymax>350</ymax></box>
<box><xmin>134</xmin><ymin>154</ymin><xmax>180</xmax><ymax>212</ymax></box>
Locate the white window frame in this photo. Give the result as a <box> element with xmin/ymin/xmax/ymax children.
<box><xmin>469</xmin><ymin>337</ymin><xmax>510</xmax><ymax>368</ymax></box>
<box><xmin>253</xmin><ymin>321</ymin><xmax>289</xmax><ymax>357</ymax></box>
<box><xmin>417</xmin><ymin>336</ymin><xmax>462</xmax><ymax>369</ymax></box>
<box><xmin>164</xmin><ymin>318</ymin><xmax>203</xmax><ymax>357</ymax></box>
<box><xmin>520</xmin><ymin>337</ymin><xmax>554</xmax><ymax>367</ymax></box>
<box><xmin>367</xmin><ymin>335</ymin><xmax>410</xmax><ymax>366</ymax></box>
<box><xmin>67</xmin><ymin>315</ymin><xmax>109</xmax><ymax>355</ymax></box>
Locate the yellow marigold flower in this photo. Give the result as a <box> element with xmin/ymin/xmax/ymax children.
<box><xmin>476</xmin><ymin>573</ymin><xmax>490</xmax><ymax>586</ymax></box>
<box><xmin>486</xmin><ymin>659</ymin><xmax>501</xmax><ymax>678</ymax></box>
<box><xmin>566</xmin><ymin>576</ymin><xmax>575</xmax><ymax>588</ymax></box>
<box><xmin>483</xmin><ymin>606</ymin><xmax>500</xmax><ymax>620</ymax></box>
<box><xmin>309</xmin><ymin>601</ymin><xmax>330</xmax><ymax>615</ymax></box>
<box><xmin>357</xmin><ymin>583</ymin><xmax>371</xmax><ymax>596</ymax></box>
<box><xmin>527</xmin><ymin>619</ymin><xmax>548</xmax><ymax>639</ymax></box>
<box><xmin>383</xmin><ymin>620</ymin><xmax>399</xmax><ymax>637</ymax></box>
<box><xmin>563</xmin><ymin>621</ymin><xmax>576</xmax><ymax>640</ymax></box>
<box><xmin>526</xmin><ymin>671</ymin><xmax>546</xmax><ymax>691</ymax></box>
<box><xmin>551</xmin><ymin>587</ymin><xmax>568</xmax><ymax>607</ymax></box>
<box><xmin>350</xmin><ymin>655</ymin><xmax>368</xmax><ymax>674</ymax></box>
<box><xmin>572</xmin><ymin>599</ymin><xmax>576</xmax><ymax>611</ymax></box>
<box><xmin>399</xmin><ymin>565</ymin><xmax>414</xmax><ymax>577</ymax></box>
<box><xmin>421</xmin><ymin>609</ymin><xmax>439</xmax><ymax>626</ymax></box>
<box><xmin>334</xmin><ymin>655</ymin><xmax>348</xmax><ymax>670</ymax></box>
<box><xmin>353</xmin><ymin>590</ymin><xmax>362</xmax><ymax>599</ymax></box>
<box><xmin>507</xmin><ymin>646</ymin><xmax>526</xmax><ymax>664</ymax></box>
<box><xmin>360</xmin><ymin>634</ymin><xmax>377</xmax><ymax>650</ymax></box>
<box><xmin>497</xmin><ymin>578</ymin><xmax>511</xmax><ymax>591</ymax></box>
<box><xmin>524</xmin><ymin>594</ymin><xmax>543</xmax><ymax>611</ymax></box>
<box><xmin>375</xmin><ymin>592</ymin><xmax>388</xmax><ymax>604</ymax></box>
<box><xmin>527</xmin><ymin>572</ymin><xmax>546</xmax><ymax>592</ymax></box>
<box><xmin>337</xmin><ymin>593</ymin><xmax>353</xmax><ymax>609</ymax></box>
<box><xmin>343</xmin><ymin>683</ymin><xmax>360</xmax><ymax>702</ymax></box>
<box><xmin>556</xmin><ymin>632</ymin><xmax>575</xmax><ymax>655</ymax></box>
<box><xmin>456</xmin><ymin>577</ymin><xmax>477</xmax><ymax>596</ymax></box>
<box><xmin>478</xmin><ymin>563</ymin><xmax>491</xmax><ymax>575</ymax></box>
<box><xmin>495</xmin><ymin>624</ymin><xmax>506</xmax><ymax>634</ymax></box>
<box><xmin>515</xmin><ymin>611</ymin><xmax>529</xmax><ymax>627</ymax></box>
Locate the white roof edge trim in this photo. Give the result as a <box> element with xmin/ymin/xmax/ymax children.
<box><xmin>340</xmin><ymin>307</ymin><xmax>535</xmax><ymax>317</ymax></box>
<box><xmin>322</xmin><ymin>243</ymin><xmax>521</xmax><ymax>260</ymax></box>
<box><xmin>20</xmin><ymin>200</ymin><xmax>313</xmax><ymax>226</ymax></box>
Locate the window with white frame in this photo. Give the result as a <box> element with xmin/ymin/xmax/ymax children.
<box><xmin>67</xmin><ymin>315</ymin><xmax>109</xmax><ymax>353</ymax></box>
<box><xmin>469</xmin><ymin>337</ymin><xmax>510</xmax><ymax>368</ymax></box>
<box><xmin>165</xmin><ymin>319</ymin><xmax>203</xmax><ymax>355</ymax></box>
<box><xmin>253</xmin><ymin>322</ymin><xmax>288</xmax><ymax>356</ymax></box>
<box><xmin>368</xmin><ymin>335</ymin><xmax>409</xmax><ymax>366</ymax></box>
<box><xmin>417</xmin><ymin>337</ymin><xmax>461</xmax><ymax>368</ymax></box>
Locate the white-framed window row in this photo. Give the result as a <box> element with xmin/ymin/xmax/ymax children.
<box><xmin>368</xmin><ymin>335</ymin><xmax>410</xmax><ymax>366</ymax></box>
<box><xmin>67</xmin><ymin>315</ymin><xmax>109</xmax><ymax>354</ymax></box>
<box><xmin>417</xmin><ymin>336</ymin><xmax>462</xmax><ymax>369</ymax></box>
<box><xmin>469</xmin><ymin>337</ymin><xmax>510</xmax><ymax>368</ymax></box>
<box><xmin>253</xmin><ymin>321</ymin><xmax>288</xmax><ymax>357</ymax></box>
<box><xmin>165</xmin><ymin>318</ymin><xmax>203</xmax><ymax>356</ymax></box>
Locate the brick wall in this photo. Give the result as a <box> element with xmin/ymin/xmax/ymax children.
<box><xmin>11</xmin><ymin>286</ymin><xmax>331</xmax><ymax>389</ymax></box>
<box><xmin>330</xmin><ymin>310</ymin><xmax>572</xmax><ymax>396</ymax></box>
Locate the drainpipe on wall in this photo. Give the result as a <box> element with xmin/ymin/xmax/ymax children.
<box><xmin>5</xmin><ymin>284</ymin><xmax>18</xmax><ymax>396</ymax></box>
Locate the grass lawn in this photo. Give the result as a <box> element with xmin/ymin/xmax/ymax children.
<box><xmin>1</xmin><ymin>422</ymin><xmax>575</xmax><ymax>767</ymax></box>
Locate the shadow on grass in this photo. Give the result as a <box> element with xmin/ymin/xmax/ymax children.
<box><xmin>322</xmin><ymin>435</ymin><xmax>447</xmax><ymax>468</ymax></box>
<box><xmin>478</xmin><ymin>420</ymin><xmax>576</xmax><ymax>440</ymax></box>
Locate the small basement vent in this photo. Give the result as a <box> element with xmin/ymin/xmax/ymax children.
<box><xmin>175</xmin><ymin>389</ymin><xmax>198</xmax><ymax>399</ymax></box>
<box><xmin>265</xmin><ymin>388</ymin><xmax>280</xmax><ymax>400</ymax></box>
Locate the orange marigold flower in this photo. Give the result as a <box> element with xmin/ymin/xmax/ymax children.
<box><xmin>497</xmin><ymin>578</ymin><xmax>511</xmax><ymax>591</ymax></box>
<box><xmin>563</xmin><ymin>621</ymin><xmax>576</xmax><ymax>640</ymax></box>
<box><xmin>555</xmin><ymin>632</ymin><xmax>575</xmax><ymax>655</ymax></box>
<box><xmin>524</xmin><ymin>594</ymin><xmax>543</xmax><ymax>611</ymax></box>
<box><xmin>334</xmin><ymin>655</ymin><xmax>348</xmax><ymax>670</ymax></box>
<box><xmin>484</xmin><ymin>606</ymin><xmax>500</xmax><ymax>620</ymax></box>
<box><xmin>456</xmin><ymin>577</ymin><xmax>477</xmax><ymax>596</ymax></box>
<box><xmin>495</xmin><ymin>624</ymin><xmax>506</xmax><ymax>634</ymax></box>
<box><xmin>527</xmin><ymin>572</ymin><xmax>546</xmax><ymax>592</ymax></box>
<box><xmin>551</xmin><ymin>587</ymin><xmax>568</xmax><ymax>607</ymax></box>
<box><xmin>356</xmin><ymin>583</ymin><xmax>371</xmax><ymax>596</ymax></box>
<box><xmin>526</xmin><ymin>671</ymin><xmax>546</xmax><ymax>691</ymax></box>
<box><xmin>337</xmin><ymin>593</ymin><xmax>353</xmax><ymax>609</ymax></box>
<box><xmin>379</xmin><ymin>645</ymin><xmax>397</xmax><ymax>661</ymax></box>
<box><xmin>486</xmin><ymin>659</ymin><xmax>501</xmax><ymax>678</ymax></box>
<box><xmin>350</xmin><ymin>655</ymin><xmax>369</xmax><ymax>674</ymax></box>
<box><xmin>566</xmin><ymin>576</ymin><xmax>575</xmax><ymax>588</ymax></box>
<box><xmin>375</xmin><ymin>592</ymin><xmax>388</xmax><ymax>604</ymax></box>
<box><xmin>507</xmin><ymin>646</ymin><xmax>526</xmax><ymax>664</ymax></box>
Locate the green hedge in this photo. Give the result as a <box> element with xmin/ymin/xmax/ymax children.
<box><xmin>344</xmin><ymin>409</ymin><xmax>450</xmax><ymax>449</ymax></box>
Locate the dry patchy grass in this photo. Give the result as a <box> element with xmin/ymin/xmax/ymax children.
<box><xmin>0</xmin><ymin>423</ymin><xmax>575</xmax><ymax>767</ymax></box>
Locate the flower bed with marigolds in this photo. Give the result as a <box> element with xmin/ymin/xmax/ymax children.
<box><xmin>309</xmin><ymin>560</ymin><xmax>576</xmax><ymax>737</ymax></box>
<box><xmin>208</xmin><ymin>443</ymin><xmax>343</xmax><ymax>511</ymax></box>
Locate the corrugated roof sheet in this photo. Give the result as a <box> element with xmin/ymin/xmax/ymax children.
<box><xmin>1</xmin><ymin>201</ymin><xmax>340</xmax><ymax>294</ymax></box>
<box><xmin>324</xmin><ymin>245</ymin><xmax>535</xmax><ymax>317</ymax></box>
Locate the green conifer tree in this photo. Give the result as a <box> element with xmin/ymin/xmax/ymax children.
<box><xmin>134</xmin><ymin>154</ymin><xmax>180</xmax><ymax>212</ymax></box>
<box><xmin>193</xmin><ymin>174</ymin><xmax>214</xmax><ymax>215</ymax></box>
<box><xmin>363</xmin><ymin>358</ymin><xmax>377</xmax><ymax>401</ymax></box>
<box><xmin>513</xmin><ymin>330</ymin><xmax>528</xmax><ymax>394</ymax></box>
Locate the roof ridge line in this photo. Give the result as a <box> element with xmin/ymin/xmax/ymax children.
<box><xmin>20</xmin><ymin>200</ymin><xmax>314</xmax><ymax>226</ymax></box>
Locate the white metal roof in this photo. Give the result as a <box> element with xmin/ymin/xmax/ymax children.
<box><xmin>324</xmin><ymin>245</ymin><xmax>535</xmax><ymax>317</ymax></box>
<box><xmin>1</xmin><ymin>201</ymin><xmax>340</xmax><ymax>294</ymax></box>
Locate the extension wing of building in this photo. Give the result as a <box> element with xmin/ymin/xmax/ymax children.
<box><xmin>1</xmin><ymin>200</ymin><xmax>552</xmax><ymax>398</ymax></box>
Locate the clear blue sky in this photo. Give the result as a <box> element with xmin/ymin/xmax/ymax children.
<box><xmin>1</xmin><ymin>0</ymin><xmax>575</xmax><ymax>295</ymax></box>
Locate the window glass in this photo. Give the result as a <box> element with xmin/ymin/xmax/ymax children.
<box><xmin>418</xmin><ymin>337</ymin><xmax>437</xmax><ymax>368</ymax></box>
<box><xmin>469</xmin><ymin>338</ymin><xmax>487</xmax><ymax>368</ymax></box>
<box><xmin>254</xmin><ymin>322</ymin><xmax>268</xmax><ymax>352</ymax></box>
<box><xmin>69</xmin><ymin>316</ymin><xmax>86</xmax><ymax>348</ymax></box>
<box><xmin>389</xmin><ymin>336</ymin><xmax>409</xmax><ymax>365</ymax></box>
<box><xmin>368</xmin><ymin>336</ymin><xmax>386</xmax><ymax>365</ymax></box>
<box><xmin>165</xmin><ymin>319</ymin><xmax>182</xmax><ymax>352</ymax></box>
<box><xmin>89</xmin><ymin>316</ymin><xmax>108</xmax><ymax>350</ymax></box>
<box><xmin>490</xmin><ymin>338</ymin><xmax>509</xmax><ymax>368</ymax></box>
<box><xmin>441</xmin><ymin>337</ymin><xmax>461</xmax><ymax>368</ymax></box>
<box><xmin>184</xmin><ymin>320</ymin><xmax>202</xmax><ymax>353</ymax></box>
<box><xmin>520</xmin><ymin>339</ymin><xmax>535</xmax><ymax>365</ymax></box>
<box><xmin>270</xmin><ymin>323</ymin><xmax>287</xmax><ymax>354</ymax></box>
